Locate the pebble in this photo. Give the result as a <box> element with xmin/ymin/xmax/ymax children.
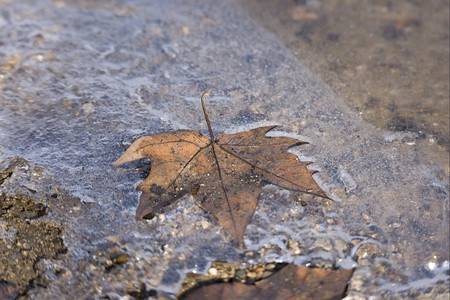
<box><xmin>105</xmin><ymin>235</ymin><xmax>122</xmax><ymax>245</ymax></box>
<box><xmin>310</xmin><ymin>237</ymin><xmax>333</xmax><ymax>251</ymax></box>
<box><xmin>208</xmin><ymin>267</ymin><xmax>218</xmax><ymax>276</ymax></box>
<box><xmin>355</xmin><ymin>243</ymin><xmax>380</xmax><ymax>263</ymax></box>
<box><xmin>112</xmin><ymin>254</ymin><xmax>129</xmax><ymax>264</ymax></box>
<box><xmin>200</xmin><ymin>220</ymin><xmax>210</xmax><ymax>229</ymax></box>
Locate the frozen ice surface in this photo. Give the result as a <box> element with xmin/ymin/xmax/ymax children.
<box><xmin>0</xmin><ymin>0</ymin><xmax>448</xmax><ymax>298</ymax></box>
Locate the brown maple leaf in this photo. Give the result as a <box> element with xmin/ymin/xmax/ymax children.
<box><xmin>114</xmin><ymin>92</ymin><xmax>328</xmax><ymax>244</ymax></box>
<box><xmin>179</xmin><ymin>263</ymin><xmax>354</xmax><ymax>300</ymax></box>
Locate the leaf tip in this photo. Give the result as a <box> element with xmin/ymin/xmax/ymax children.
<box><xmin>113</xmin><ymin>154</ymin><xmax>127</xmax><ymax>166</ymax></box>
<box><xmin>264</xmin><ymin>125</ymin><xmax>279</xmax><ymax>132</ymax></box>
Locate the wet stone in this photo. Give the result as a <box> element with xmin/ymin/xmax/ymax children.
<box><xmin>0</xmin><ymin>200</ymin><xmax>66</xmax><ymax>295</ymax></box>
<box><xmin>0</xmin><ymin>158</ymin><xmax>85</xmax><ymax>297</ymax></box>
<box><xmin>0</xmin><ymin>194</ymin><xmax>47</xmax><ymax>220</ymax></box>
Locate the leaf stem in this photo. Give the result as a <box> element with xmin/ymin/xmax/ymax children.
<box><xmin>201</xmin><ymin>91</ymin><xmax>215</xmax><ymax>141</ymax></box>
<box><xmin>201</xmin><ymin>91</ymin><xmax>239</xmax><ymax>238</ymax></box>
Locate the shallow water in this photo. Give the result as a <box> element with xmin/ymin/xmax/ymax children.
<box><xmin>0</xmin><ymin>0</ymin><xmax>448</xmax><ymax>298</ymax></box>
<box><xmin>242</xmin><ymin>0</ymin><xmax>450</xmax><ymax>171</ymax></box>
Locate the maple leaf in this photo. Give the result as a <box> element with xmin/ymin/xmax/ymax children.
<box><xmin>179</xmin><ymin>263</ymin><xmax>354</xmax><ymax>300</ymax></box>
<box><xmin>114</xmin><ymin>92</ymin><xmax>328</xmax><ymax>244</ymax></box>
